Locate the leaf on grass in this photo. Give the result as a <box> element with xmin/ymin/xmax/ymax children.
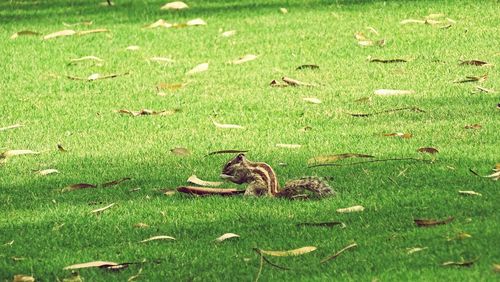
<box><xmin>447</xmin><ymin>232</ymin><xmax>472</xmax><ymax>241</ymax></box>
<box><xmin>221</xmin><ymin>30</ymin><xmax>236</xmax><ymax>37</ymax></box>
<box><xmin>458</xmin><ymin>190</ymin><xmax>481</xmax><ymax>196</ymax></box>
<box><xmin>276</xmin><ymin>144</ymin><xmax>301</xmax><ymax>149</ymax></box>
<box><xmin>212</xmin><ymin>120</ymin><xmax>243</xmax><ymax>129</ymax></box>
<box><xmin>69</xmin><ymin>56</ymin><xmax>103</xmax><ymax>63</ymax></box>
<box><xmin>258</xmin><ymin>246</ymin><xmax>317</xmax><ymax>257</ymax></box>
<box><xmin>282</xmin><ymin>76</ymin><xmax>315</xmax><ymax>87</ymax></box>
<box><xmin>13</xmin><ymin>275</ymin><xmax>35</xmax><ymax>282</ymax></box>
<box><xmin>77</xmin><ymin>29</ymin><xmax>109</xmax><ymax>36</ymax></box>
<box><xmin>459</xmin><ymin>60</ymin><xmax>492</xmax><ymax>67</ymax></box>
<box><xmin>187</xmin><ymin>175</ymin><xmax>223</xmax><ymax>187</ymax></box>
<box><xmin>368</xmin><ymin>57</ymin><xmax>407</xmax><ymax>63</ymax></box>
<box><xmin>62</xmin><ymin>183</ymin><xmax>97</xmax><ymax>192</ymax></box>
<box><xmin>215</xmin><ymin>233</ymin><xmax>240</xmax><ymax>242</ymax></box>
<box><xmin>164</xmin><ymin>190</ymin><xmax>176</xmax><ymax>196</ymax></box>
<box><xmin>207</xmin><ymin>149</ymin><xmax>248</xmax><ymax>156</ymax></box>
<box><xmin>140</xmin><ymin>235</ymin><xmax>176</xmax><ymax>243</ymax></box>
<box><xmin>296</xmin><ymin>221</ymin><xmax>344</xmax><ymax>228</ymax></box>
<box><xmin>374</xmin><ymin>89</ymin><xmax>415</xmax><ymax>96</ymax></box>
<box><xmin>320</xmin><ymin>243</ymin><xmax>357</xmax><ymax>263</ymax></box>
<box><xmin>280</xmin><ymin>7</ymin><xmax>288</xmax><ymax>14</ymax></box>
<box><xmin>296</xmin><ymin>64</ymin><xmax>319</xmax><ymax>70</ymax></box>
<box><xmin>270</xmin><ymin>79</ymin><xmax>289</xmax><ymax>87</ymax></box>
<box><xmin>336</xmin><ymin>205</ymin><xmax>364</xmax><ymax>213</ymax></box>
<box><xmin>43</xmin><ymin>29</ymin><xmax>76</xmax><ymax>40</ymax></box>
<box><xmin>146</xmin><ymin>19</ymin><xmax>172</xmax><ymax>29</ymax></box>
<box><xmin>384</xmin><ymin>132</ymin><xmax>413</xmax><ymax>139</ymax></box>
<box><xmin>464</xmin><ymin>124</ymin><xmax>482</xmax><ymax>129</ymax></box>
<box><xmin>116</xmin><ymin>109</ymin><xmax>177</xmax><ymax>117</ymax></box>
<box><xmin>486</xmin><ymin>168</ymin><xmax>500</xmax><ymax>181</ymax></box>
<box><xmin>10</xmin><ymin>30</ymin><xmax>40</xmax><ymax>39</ymax></box>
<box><xmin>36</xmin><ymin>169</ymin><xmax>59</xmax><ymax>176</ymax></box>
<box><xmin>0</xmin><ymin>124</ymin><xmax>23</xmax><ymax>131</ymax></box>
<box><xmin>303</xmin><ymin>97</ymin><xmax>322</xmax><ymax>104</ymax></box>
<box><xmin>232</xmin><ymin>54</ymin><xmax>258</xmax><ymax>65</ymax></box>
<box><xmin>414</xmin><ymin>216</ymin><xmax>454</xmax><ymax>227</ymax></box>
<box><xmin>102</xmin><ymin>177</ymin><xmax>131</xmax><ymax>187</ymax></box>
<box><xmin>407</xmin><ymin>247</ymin><xmax>427</xmax><ymax>254</ymax></box>
<box><xmin>308</xmin><ymin>154</ymin><xmax>374</xmax><ymax>166</ymax></box>
<box><xmin>133</xmin><ymin>223</ymin><xmax>149</xmax><ymax>228</ymax></box>
<box><xmin>126</xmin><ymin>45</ymin><xmax>140</xmax><ymax>51</ymax></box>
<box><xmin>157</xmin><ymin>82</ymin><xmax>185</xmax><ymax>93</ymax></box>
<box><xmin>91</xmin><ymin>203</ymin><xmax>115</xmax><ymax>214</ymax></box>
<box><xmin>186</xmin><ymin>18</ymin><xmax>207</xmax><ymax>26</ymax></box>
<box><xmin>454</xmin><ymin>74</ymin><xmax>487</xmax><ymax>83</ymax></box>
<box><xmin>171</xmin><ymin>147</ymin><xmax>191</xmax><ymax>156</ymax></box>
<box><xmin>442</xmin><ymin>258</ymin><xmax>478</xmax><ymax>267</ymax></box>
<box><xmin>187</xmin><ymin>63</ymin><xmax>209</xmax><ymax>75</ymax></box>
<box><xmin>177</xmin><ymin>186</ymin><xmax>244</xmax><ymax>196</ymax></box>
<box><xmin>493</xmin><ymin>264</ymin><xmax>500</xmax><ymax>273</ymax></box>
<box><xmin>473</xmin><ymin>86</ymin><xmax>495</xmax><ymax>93</ymax></box>
<box><xmin>1</xmin><ymin>149</ymin><xmax>39</xmax><ymax>158</ymax></box>
<box><xmin>417</xmin><ymin>147</ymin><xmax>439</xmax><ymax>154</ymax></box>
<box><xmin>161</xmin><ymin>1</ymin><xmax>188</xmax><ymax>10</ymax></box>
<box><xmin>149</xmin><ymin>57</ymin><xmax>175</xmax><ymax>64</ymax></box>
<box><xmin>64</xmin><ymin>261</ymin><xmax>119</xmax><ymax>270</ymax></box>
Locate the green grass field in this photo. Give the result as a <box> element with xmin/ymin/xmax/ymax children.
<box><xmin>1</xmin><ymin>0</ymin><xmax>499</xmax><ymax>281</ymax></box>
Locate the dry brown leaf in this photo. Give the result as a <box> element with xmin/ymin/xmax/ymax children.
<box><xmin>493</xmin><ymin>264</ymin><xmax>500</xmax><ymax>273</ymax></box>
<box><xmin>10</xmin><ymin>30</ymin><xmax>40</xmax><ymax>39</ymax></box>
<box><xmin>215</xmin><ymin>233</ymin><xmax>240</xmax><ymax>242</ymax></box>
<box><xmin>177</xmin><ymin>186</ymin><xmax>244</xmax><ymax>196</ymax></box>
<box><xmin>91</xmin><ymin>203</ymin><xmax>115</xmax><ymax>214</ymax></box>
<box><xmin>296</xmin><ymin>64</ymin><xmax>319</xmax><ymax>70</ymax></box>
<box><xmin>414</xmin><ymin>216</ymin><xmax>454</xmax><ymax>227</ymax></box>
<box><xmin>207</xmin><ymin>149</ymin><xmax>248</xmax><ymax>156</ymax></box>
<box><xmin>374</xmin><ymin>89</ymin><xmax>415</xmax><ymax>96</ymax></box>
<box><xmin>0</xmin><ymin>124</ymin><xmax>23</xmax><ymax>131</ymax></box>
<box><xmin>77</xmin><ymin>29</ymin><xmax>109</xmax><ymax>36</ymax></box>
<box><xmin>64</xmin><ymin>261</ymin><xmax>119</xmax><ymax>270</ymax></box>
<box><xmin>69</xmin><ymin>56</ymin><xmax>103</xmax><ymax>63</ymax></box>
<box><xmin>464</xmin><ymin>124</ymin><xmax>482</xmax><ymax>129</ymax></box>
<box><xmin>161</xmin><ymin>1</ymin><xmax>188</xmax><ymax>10</ymax></box>
<box><xmin>102</xmin><ymin>177</ymin><xmax>131</xmax><ymax>187</ymax></box>
<box><xmin>43</xmin><ymin>29</ymin><xmax>76</xmax><ymax>40</ymax></box>
<box><xmin>117</xmin><ymin>109</ymin><xmax>177</xmax><ymax>117</ymax></box>
<box><xmin>368</xmin><ymin>57</ymin><xmax>407</xmax><ymax>63</ymax></box>
<box><xmin>170</xmin><ymin>147</ymin><xmax>190</xmax><ymax>156</ymax></box>
<box><xmin>417</xmin><ymin>147</ymin><xmax>439</xmax><ymax>154</ymax></box>
<box><xmin>275</xmin><ymin>144</ymin><xmax>301</xmax><ymax>149</ymax></box>
<box><xmin>221</xmin><ymin>30</ymin><xmax>236</xmax><ymax>37</ymax></box>
<box><xmin>1</xmin><ymin>149</ymin><xmax>39</xmax><ymax>158</ymax></box>
<box><xmin>454</xmin><ymin>74</ymin><xmax>488</xmax><ymax>83</ymax></box>
<box><xmin>62</xmin><ymin>183</ymin><xmax>97</xmax><ymax>192</ymax></box>
<box><xmin>187</xmin><ymin>63</ymin><xmax>209</xmax><ymax>75</ymax></box>
<box><xmin>406</xmin><ymin>247</ymin><xmax>428</xmax><ymax>254</ymax></box>
<box><xmin>442</xmin><ymin>258</ymin><xmax>478</xmax><ymax>267</ymax></box>
<box><xmin>36</xmin><ymin>169</ymin><xmax>59</xmax><ymax>176</ymax></box>
<box><xmin>134</xmin><ymin>223</ymin><xmax>150</xmax><ymax>228</ymax></box>
<box><xmin>459</xmin><ymin>60</ymin><xmax>492</xmax><ymax>67</ymax></box>
<box><xmin>187</xmin><ymin>175</ymin><xmax>223</xmax><ymax>187</ymax></box>
<box><xmin>282</xmin><ymin>76</ymin><xmax>315</xmax><ymax>87</ymax></box>
<box><xmin>212</xmin><ymin>120</ymin><xmax>243</xmax><ymax>129</ymax></box>
<box><xmin>320</xmin><ymin>243</ymin><xmax>357</xmax><ymax>263</ymax></box>
<box><xmin>186</xmin><ymin>18</ymin><xmax>207</xmax><ymax>26</ymax></box>
<box><xmin>126</xmin><ymin>45</ymin><xmax>140</xmax><ymax>51</ymax></box>
<box><xmin>384</xmin><ymin>132</ymin><xmax>413</xmax><ymax>139</ymax></box>
<box><xmin>303</xmin><ymin>97</ymin><xmax>322</xmax><ymax>104</ymax></box>
<box><xmin>308</xmin><ymin>153</ymin><xmax>374</xmax><ymax>166</ymax></box>
<box><xmin>337</xmin><ymin>205</ymin><xmax>365</xmax><ymax>213</ymax></box>
<box><xmin>140</xmin><ymin>235</ymin><xmax>176</xmax><ymax>243</ymax></box>
<box><xmin>13</xmin><ymin>275</ymin><xmax>35</xmax><ymax>282</ymax></box>
<box><xmin>458</xmin><ymin>190</ymin><xmax>482</xmax><ymax>196</ymax></box>
<box><xmin>258</xmin><ymin>246</ymin><xmax>317</xmax><ymax>257</ymax></box>
<box><xmin>232</xmin><ymin>54</ymin><xmax>258</xmax><ymax>65</ymax></box>
<box><xmin>157</xmin><ymin>83</ymin><xmax>185</xmax><ymax>93</ymax></box>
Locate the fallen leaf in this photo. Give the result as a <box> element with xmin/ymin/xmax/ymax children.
<box><xmin>232</xmin><ymin>54</ymin><xmax>258</xmax><ymax>65</ymax></box>
<box><xmin>63</xmin><ymin>21</ymin><xmax>93</xmax><ymax>27</ymax></box>
<box><xmin>337</xmin><ymin>205</ymin><xmax>365</xmax><ymax>213</ymax></box>
<box><xmin>454</xmin><ymin>74</ymin><xmax>487</xmax><ymax>83</ymax></box>
<box><xmin>414</xmin><ymin>216</ymin><xmax>454</xmax><ymax>227</ymax></box>
<box><xmin>164</xmin><ymin>190</ymin><xmax>176</xmax><ymax>196</ymax></box>
<box><xmin>157</xmin><ymin>82</ymin><xmax>185</xmax><ymax>92</ymax></box>
<box><xmin>447</xmin><ymin>232</ymin><xmax>472</xmax><ymax>241</ymax></box>
<box><xmin>368</xmin><ymin>58</ymin><xmax>407</xmax><ymax>63</ymax></box>
<box><xmin>280</xmin><ymin>7</ymin><xmax>288</xmax><ymax>14</ymax></box>
<box><xmin>257</xmin><ymin>246</ymin><xmax>317</xmax><ymax>257</ymax></box>
<box><xmin>296</xmin><ymin>64</ymin><xmax>319</xmax><ymax>70</ymax></box>
<box><xmin>126</xmin><ymin>45</ymin><xmax>140</xmax><ymax>51</ymax></box>
<box><xmin>140</xmin><ymin>235</ymin><xmax>176</xmax><ymax>243</ymax></box>
<box><xmin>1</xmin><ymin>149</ymin><xmax>39</xmax><ymax>159</ymax></box>
<box><xmin>384</xmin><ymin>132</ymin><xmax>413</xmax><ymax>139</ymax></box>
<box><xmin>187</xmin><ymin>63</ymin><xmax>209</xmax><ymax>75</ymax></box>
<box><xmin>296</xmin><ymin>221</ymin><xmax>344</xmax><ymax>228</ymax></box>
<box><xmin>207</xmin><ymin>149</ymin><xmax>248</xmax><ymax>156</ymax></box>
<box><xmin>36</xmin><ymin>169</ymin><xmax>59</xmax><ymax>176</ymax></box>
<box><xmin>187</xmin><ymin>175</ymin><xmax>223</xmax><ymax>187</ymax></box>
<box><xmin>442</xmin><ymin>258</ymin><xmax>478</xmax><ymax>267</ymax></box>
<box><xmin>171</xmin><ymin>147</ymin><xmax>190</xmax><ymax>156</ymax></box>
<box><xmin>69</xmin><ymin>56</ymin><xmax>103</xmax><ymax>63</ymax></box>
<box><xmin>320</xmin><ymin>243</ymin><xmax>357</xmax><ymax>263</ymax></box>
<box><xmin>374</xmin><ymin>89</ymin><xmax>415</xmax><ymax>96</ymax></box>
<box><xmin>303</xmin><ymin>97</ymin><xmax>321</xmax><ymax>104</ymax></box>
<box><xmin>10</xmin><ymin>30</ymin><xmax>40</xmax><ymax>39</ymax></box>
<box><xmin>458</xmin><ymin>190</ymin><xmax>482</xmax><ymax>196</ymax></box>
<box><xmin>57</xmin><ymin>144</ymin><xmax>68</xmax><ymax>152</ymax></box>
<box><xmin>91</xmin><ymin>203</ymin><xmax>115</xmax><ymax>214</ymax></box>
<box><xmin>459</xmin><ymin>60</ymin><xmax>492</xmax><ymax>67</ymax></box>
<box><xmin>493</xmin><ymin>264</ymin><xmax>500</xmax><ymax>273</ymax></box>
<box><xmin>269</xmin><ymin>79</ymin><xmax>288</xmax><ymax>87</ymax></box>
<box><xmin>464</xmin><ymin>124</ymin><xmax>482</xmax><ymax>129</ymax></box>
<box><xmin>486</xmin><ymin>168</ymin><xmax>500</xmax><ymax>180</ymax></box>
<box><xmin>406</xmin><ymin>247</ymin><xmax>428</xmax><ymax>254</ymax></box>
<box><xmin>473</xmin><ymin>86</ymin><xmax>495</xmax><ymax>93</ymax></box>
<box><xmin>417</xmin><ymin>147</ymin><xmax>439</xmax><ymax>154</ymax></box>
<box><xmin>186</xmin><ymin>18</ymin><xmax>207</xmax><ymax>26</ymax></box>
<box><xmin>133</xmin><ymin>223</ymin><xmax>150</xmax><ymax>228</ymax></box>
<box><xmin>62</xmin><ymin>183</ymin><xmax>97</xmax><ymax>192</ymax></box>
<box><xmin>149</xmin><ymin>57</ymin><xmax>175</xmax><ymax>64</ymax></box>
<box><xmin>88</xmin><ymin>73</ymin><xmax>101</xmax><ymax>80</ymax></box>
<box><xmin>146</xmin><ymin>19</ymin><xmax>172</xmax><ymax>29</ymax></box>
<box><xmin>212</xmin><ymin>120</ymin><xmax>243</xmax><ymax>129</ymax></box>
<box><xmin>116</xmin><ymin>109</ymin><xmax>177</xmax><ymax>117</ymax></box>
<box><xmin>0</xmin><ymin>124</ymin><xmax>23</xmax><ymax>131</ymax></box>
<box><xmin>177</xmin><ymin>186</ymin><xmax>244</xmax><ymax>196</ymax></box>
<box><xmin>282</xmin><ymin>76</ymin><xmax>315</xmax><ymax>87</ymax></box>
<box><xmin>161</xmin><ymin>1</ymin><xmax>188</xmax><ymax>10</ymax></box>
<box><xmin>215</xmin><ymin>233</ymin><xmax>240</xmax><ymax>242</ymax></box>
<box><xmin>102</xmin><ymin>177</ymin><xmax>131</xmax><ymax>187</ymax></box>
<box><xmin>307</xmin><ymin>153</ymin><xmax>374</xmax><ymax>166</ymax></box>
<box><xmin>77</xmin><ymin>29</ymin><xmax>109</xmax><ymax>36</ymax></box>
<box><xmin>276</xmin><ymin>144</ymin><xmax>301</xmax><ymax>149</ymax></box>
<box><xmin>221</xmin><ymin>30</ymin><xmax>236</xmax><ymax>37</ymax></box>
<box><xmin>43</xmin><ymin>29</ymin><xmax>76</xmax><ymax>40</ymax></box>
<box><xmin>64</xmin><ymin>261</ymin><xmax>119</xmax><ymax>270</ymax></box>
<box><xmin>13</xmin><ymin>275</ymin><xmax>35</xmax><ymax>282</ymax></box>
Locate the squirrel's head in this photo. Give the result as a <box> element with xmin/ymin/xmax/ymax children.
<box><xmin>221</xmin><ymin>153</ymin><xmax>246</xmax><ymax>177</ymax></box>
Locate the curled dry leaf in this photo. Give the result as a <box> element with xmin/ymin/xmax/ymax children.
<box><xmin>442</xmin><ymin>258</ymin><xmax>478</xmax><ymax>267</ymax></box>
<box><xmin>1</xmin><ymin>149</ymin><xmax>39</xmax><ymax>159</ymax></box>
<box><xmin>454</xmin><ymin>74</ymin><xmax>487</xmax><ymax>83</ymax></box>
<box><xmin>458</xmin><ymin>190</ymin><xmax>482</xmax><ymax>196</ymax></box>
<box><xmin>171</xmin><ymin>147</ymin><xmax>190</xmax><ymax>156</ymax></box>
<box><xmin>13</xmin><ymin>275</ymin><xmax>35</xmax><ymax>282</ymax></box>
<box><xmin>320</xmin><ymin>243</ymin><xmax>357</xmax><ymax>264</ymax></box>
<box><xmin>64</xmin><ymin>261</ymin><xmax>119</xmax><ymax>270</ymax></box>
<box><xmin>384</xmin><ymin>132</ymin><xmax>413</xmax><ymax>139</ymax></box>
<box><xmin>417</xmin><ymin>147</ymin><xmax>439</xmax><ymax>154</ymax></box>
<box><xmin>207</xmin><ymin>149</ymin><xmax>248</xmax><ymax>156</ymax></box>
<box><xmin>368</xmin><ymin>57</ymin><xmax>407</xmax><ymax>63</ymax></box>
<box><xmin>459</xmin><ymin>60</ymin><xmax>492</xmax><ymax>67</ymax></box>
<box><xmin>414</xmin><ymin>216</ymin><xmax>454</xmax><ymax>227</ymax></box>
<box><xmin>374</xmin><ymin>89</ymin><xmax>415</xmax><ymax>96</ymax></box>
<box><xmin>257</xmin><ymin>246</ymin><xmax>317</xmax><ymax>257</ymax></box>
<box><xmin>140</xmin><ymin>235</ymin><xmax>176</xmax><ymax>243</ymax></box>
<box><xmin>406</xmin><ymin>247</ymin><xmax>428</xmax><ymax>254</ymax></box>
<box><xmin>102</xmin><ymin>177</ymin><xmax>131</xmax><ymax>187</ymax></box>
<box><xmin>187</xmin><ymin>63</ymin><xmax>209</xmax><ymax>75</ymax></box>
<box><xmin>43</xmin><ymin>29</ymin><xmax>76</xmax><ymax>40</ymax></box>
<box><xmin>177</xmin><ymin>186</ymin><xmax>244</xmax><ymax>196</ymax></box>
<box><xmin>221</xmin><ymin>30</ymin><xmax>236</xmax><ymax>37</ymax></box>
<box><xmin>186</xmin><ymin>18</ymin><xmax>207</xmax><ymax>26</ymax></box>
<box><xmin>161</xmin><ymin>1</ymin><xmax>188</xmax><ymax>10</ymax></box>
<box><xmin>62</xmin><ymin>183</ymin><xmax>97</xmax><ymax>192</ymax></box>
<box><xmin>232</xmin><ymin>54</ymin><xmax>258</xmax><ymax>65</ymax></box>
<box><xmin>10</xmin><ymin>30</ymin><xmax>40</xmax><ymax>39</ymax></box>
<box><xmin>308</xmin><ymin>153</ymin><xmax>374</xmax><ymax>166</ymax></box>
<box><xmin>303</xmin><ymin>97</ymin><xmax>322</xmax><ymax>104</ymax></box>
<box><xmin>117</xmin><ymin>109</ymin><xmax>177</xmax><ymax>117</ymax></box>
<box><xmin>282</xmin><ymin>76</ymin><xmax>315</xmax><ymax>87</ymax></box>
<box><xmin>270</xmin><ymin>79</ymin><xmax>288</xmax><ymax>87</ymax></box>
<box><xmin>276</xmin><ymin>144</ymin><xmax>301</xmax><ymax>149</ymax></box>
<box><xmin>337</xmin><ymin>205</ymin><xmax>365</xmax><ymax>213</ymax></box>
<box><xmin>187</xmin><ymin>175</ymin><xmax>223</xmax><ymax>187</ymax></box>
<box><xmin>91</xmin><ymin>203</ymin><xmax>115</xmax><ymax>214</ymax></box>
<box><xmin>296</xmin><ymin>64</ymin><xmax>319</xmax><ymax>70</ymax></box>
<box><xmin>212</xmin><ymin>120</ymin><xmax>243</xmax><ymax>129</ymax></box>
<box><xmin>0</xmin><ymin>124</ymin><xmax>23</xmax><ymax>131</ymax></box>
<box><xmin>216</xmin><ymin>233</ymin><xmax>240</xmax><ymax>242</ymax></box>
<box><xmin>126</xmin><ymin>45</ymin><xmax>140</xmax><ymax>51</ymax></box>
<box><xmin>464</xmin><ymin>124</ymin><xmax>482</xmax><ymax>129</ymax></box>
<box><xmin>36</xmin><ymin>169</ymin><xmax>59</xmax><ymax>176</ymax></box>
<box><xmin>77</xmin><ymin>29</ymin><xmax>109</xmax><ymax>36</ymax></box>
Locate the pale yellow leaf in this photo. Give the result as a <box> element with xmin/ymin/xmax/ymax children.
<box><xmin>77</xmin><ymin>29</ymin><xmax>109</xmax><ymax>36</ymax></box>
<box><xmin>91</xmin><ymin>203</ymin><xmax>115</xmax><ymax>214</ymax></box>
<box><xmin>216</xmin><ymin>233</ymin><xmax>240</xmax><ymax>242</ymax></box>
<box><xmin>187</xmin><ymin>175</ymin><xmax>223</xmax><ymax>187</ymax></box>
<box><xmin>64</xmin><ymin>261</ymin><xmax>119</xmax><ymax>270</ymax></box>
<box><xmin>146</xmin><ymin>19</ymin><xmax>172</xmax><ymax>29</ymax></box>
<box><xmin>493</xmin><ymin>264</ymin><xmax>500</xmax><ymax>273</ymax></box>
<box><xmin>212</xmin><ymin>120</ymin><xmax>243</xmax><ymax>129</ymax></box>
<box><xmin>259</xmin><ymin>246</ymin><xmax>317</xmax><ymax>257</ymax></box>
<box><xmin>161</xmin><ymin>1</ymin><xmax>189</xmax><ymax>10</ymax></box>
<box><xmin>186</xmin><ymin>18</ymin><xmax>207</xmax><ymax>26</ymax></box>
<box><xmin>0</xmin><ymin>124</ymin><xmax>23</xmax><ymax>131</ymax></box>
<box><xmin>70</xmin><ymin>56</ymin><xmax>103</xmax><ymax>63</ymax></box>
<box><xmin>280</xmin><ymin>7</ymin><xmax>288</xmax><ymax>14</ymax></box>
<box><xmin>13</xmin><ymin>275</ymin><xmax>35</xmax><ymax>282</ymax></box>
<box><xmin>336</xmin><ymin>205</ymin><xmax>365</xmax><ymax>213</ymax></box>
<box><xmin>357</xmin><ymin>40</ymin><xmax>373</xmax><ymax>46</ymax></box>
<box><xmin>140</xmin><ymin>235</ymin><xmax>176</xmax><ymax>243</ymax></box>
<box><xmin>1</xmin><ymin>149</ymin><xmax>39</xmax><ymax>158</ymax></box>
<box><xmin>187</xmin><ymin>63</ymin><xmax>209</xmax><ymax>75</ymax></box>
<box><xmin>126</xmin><ymin>45</ymin><xmax>140</xmax><ymax>51</ymax></box>
<box><xmin>275</xmin><ymin>144</ymin><xmax>301</xmax><ymax>149</ymax></box>
<box><xmin>171</xmin><ymin>147</ymin><xmax>190</xmax><ymax>156</ymax></box>
<box><xmin>458</xmin><ymin>190</ymin><xmax>482</xmax><ymax>196</ymax></box>
<box><xmin>407</xmin><ymin>247</ymin><xmax>428</xmax><ymax>254</ymax></box>
<box><xmin>303</xmin><ymin>97</ymin><xmax>322</xmax><ymax>104</ymax></box>
<box><xmin>149</xmin><ymin>57</ymin><xmax>175</xmax><ymax>63</ymax></box>
<box><xmin>36</xmin><ymin>169</ymin><xmax>59</xmax><ymax>176</ymax></box>
<box><xmin>221</xmin><ymin>30</ymin><xmax>236</xmax><ymax>37</ymax></box>
<box><xmin>232</xmin><ymin>54</ymin><xmax>258</xmax><ymax>65</ymax></box>
<box><xmin>43</xmin><ymin>29</ymin><xmax>76</xmax><ymax>40</ymax></box>
<box><xmin>374</xmin><ymin>89</ymin><xmax>415</xmax><ymax>96</ymax></box>
<box><xmin>87</xmin><ymin>73</ymin><xmax>101</xmax><ymax>81</ymax></box>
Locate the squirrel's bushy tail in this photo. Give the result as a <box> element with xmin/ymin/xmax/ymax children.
<box><xmin>276</xmin><ymin>177</ymin><xmax>335</xmax><ymax>199</ymax></box>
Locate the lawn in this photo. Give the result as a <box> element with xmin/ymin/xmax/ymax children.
<box><xmin>1</xmin><ymin>0</ymin><xmax>499</xmax><ymax>281</ymax></box>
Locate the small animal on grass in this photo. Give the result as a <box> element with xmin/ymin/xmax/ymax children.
<box><xmin>220</xmin><ymin>154</ymin><xmax>335</xmax><ymax>199</ymax></box>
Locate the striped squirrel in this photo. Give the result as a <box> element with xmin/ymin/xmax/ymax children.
<box><xmin>220</xmin><ymin>154</ymin><xmax>334</xmax><ymax>199</ymax></box>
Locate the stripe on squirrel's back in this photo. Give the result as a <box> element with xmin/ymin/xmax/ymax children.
<box><xmin>251</xmin><ymin>162</ymin><xmax>279</xmax><ymax>194</ymax></box>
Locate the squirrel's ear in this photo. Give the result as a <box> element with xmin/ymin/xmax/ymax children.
<box><xmin>236</xmin><ymin>153</ymin><xmax>245</xmax><ymax>160</ymax></box>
